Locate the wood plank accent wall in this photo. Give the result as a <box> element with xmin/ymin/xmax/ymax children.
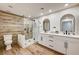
<box><xmin>0</xmin><ymin>12</ymin><xmax>24</xmax><ymax>32</ymax></box>
<box><xmin>0</xmin><ymin>11</ymin><xmax>24</xmax><ymax>48</ymax></box>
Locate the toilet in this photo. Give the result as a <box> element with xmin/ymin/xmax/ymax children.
<box><xmin>18</xmin><ymin>34</ymin><xmax>26</xmax><ymax>48</ymax></box>
<box><xmin>4</xmin><ymin>34</ymin><xmax>12</xmax><ymax>50</ymax></box>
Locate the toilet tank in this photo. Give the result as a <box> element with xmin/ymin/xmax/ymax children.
<box><xmin>4</xmin><ymin>34</ymin><xmax>12</xmax><ymax>41</ymax></box>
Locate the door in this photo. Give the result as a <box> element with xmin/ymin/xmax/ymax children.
<box><xmin>67</xmin><ymin>37</ymin><xmax>79</xmax><ymax>55</ymax></box>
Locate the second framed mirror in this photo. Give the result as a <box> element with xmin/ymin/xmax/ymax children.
<box><xmin>43</xmin><ymin>18</ymin><xmax>50</xmax><ymax>32</ymax></box>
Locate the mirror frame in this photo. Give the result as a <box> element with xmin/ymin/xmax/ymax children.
<box><xmin>43</xmin><ymin>18</ymin><xmax>50</xmax><ymax>32</ymax></box>
<box><xmin>60</xmin><ymin>14</ymin><xmax>75</xmax><ymax>32</ymax></box>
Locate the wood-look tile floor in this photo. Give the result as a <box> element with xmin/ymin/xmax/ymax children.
<box><xmin>1</xmin><ymin>43</ymin><xmax>62</xmax><ymax>55</ymax></box>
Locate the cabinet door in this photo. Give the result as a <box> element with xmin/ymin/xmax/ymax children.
<box><xmin>67</xmin><ymin>38</ymin><xmax>79</xmax><ymax>55</ymax></box>
<box><xmin>53</xmin><ymin>36</ymin><xmax>66</xmax><ymax>54</ymax></box>
<box><xmin>38</xmin><ymin>34</ymin><xmax>54</xmax><ymax>49</ymax></box>
<box><xmin>38</xmin><ymin>34</ymin><xmax>48</xmax><ymax>46</ymax></box>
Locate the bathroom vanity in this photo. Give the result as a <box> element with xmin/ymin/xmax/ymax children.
<box><xmin>37</xmin><ymin>12</ymin><xmax>79</xmax><ymax>55</ymax></box>
<box><xmin>38</xmin><ymin>32</ymin><xmax>79</xmax><ymax>55</ymax></box>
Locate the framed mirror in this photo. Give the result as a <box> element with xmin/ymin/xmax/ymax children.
<box><xmin>43</xmin><ymin>18</ymin><xmax>50</xmax><ymax>32</ymax></box>
<box><xmin>60</xmin><ymin>14</ymin><xmax>75</xmax><ymax>32</ymax></box>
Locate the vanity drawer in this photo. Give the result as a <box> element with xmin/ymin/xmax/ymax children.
<box><xmin>49</xmin><ymin>44</ymin><xmax>54</xmax><ymax>48</ymax></box>
<box><xmin>45</xmin><ymin>39</ymin><xmax>54</xmax><ymax>47</ymax></box>
<box><xmin>45</xmin><ymin>43</ymin><xmax>54</xmax><ymax>49</ymax></box>
<box><xmin>48</xmin><ymin>39</ymin><xmax>54</xmax><ymax>42</ymax></box>
<box><xmin>46</xmin><ymin>37</ymin><xmax>54</xmax><ymax>43</ymax></box>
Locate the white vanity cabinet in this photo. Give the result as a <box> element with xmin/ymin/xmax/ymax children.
<box><xmin>38</xmin><ymin>33</ymin><xmax>66</xmax><ymax>54</ymax></box>
<box><xmin>39</xmin><ymin>34</ymin><xmax>66</xmax><ymax>54</ymax></box>
<box><xmin>53</xmin><ymin>36</ymin><xmax>66</xmax><ymax>54</ymax></box>
<box><xmin>38</xmin><ymin>33</ymin><xmax>79</xmax><ymax>55</ymax></box>
<box><xmin>67</xmin><ymin>37</ymin><xmax>79</xmax><ymax>55</ymax></box>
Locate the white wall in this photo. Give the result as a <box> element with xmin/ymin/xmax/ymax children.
<box><xmin>35</xmin><ymin>6</ymin><xmax>79</xmax><ymax>41</ymax></box>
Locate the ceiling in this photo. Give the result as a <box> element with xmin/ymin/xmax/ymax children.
<box><xmin>0</xmin><ymin>3</ymin><xmax>78</xmax><ymax>18</ymax></box>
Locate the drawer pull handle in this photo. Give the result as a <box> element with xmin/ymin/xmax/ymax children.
<box><xmin>49</xmin><ymin>40</ymin><xmax>53</xmax><ymax>42</ymax></box>
<box><xmin>49</xmin><ymin>45</ymin><xmax>53</xmax><ymax>47</ymax></box>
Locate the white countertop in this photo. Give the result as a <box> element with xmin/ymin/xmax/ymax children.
<box><xmin>40</xmin><ymin>32</ymin><xmax>79</xmax><ymax>39</ymax></box>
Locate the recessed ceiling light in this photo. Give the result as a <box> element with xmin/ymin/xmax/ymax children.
<box><xmin>49</xmin><ymin>9</ymin><xmax>52</xmax><ymax>13</ymax></box>
<box><xmin>65</xmin><ymin>4</ymin><xmax>69</xmax><ymax>7</ymax></box>
<box><xmin>40</xmin><ymin>13</ymin><xmax>44</xmax><ymax>15</ymax></box>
